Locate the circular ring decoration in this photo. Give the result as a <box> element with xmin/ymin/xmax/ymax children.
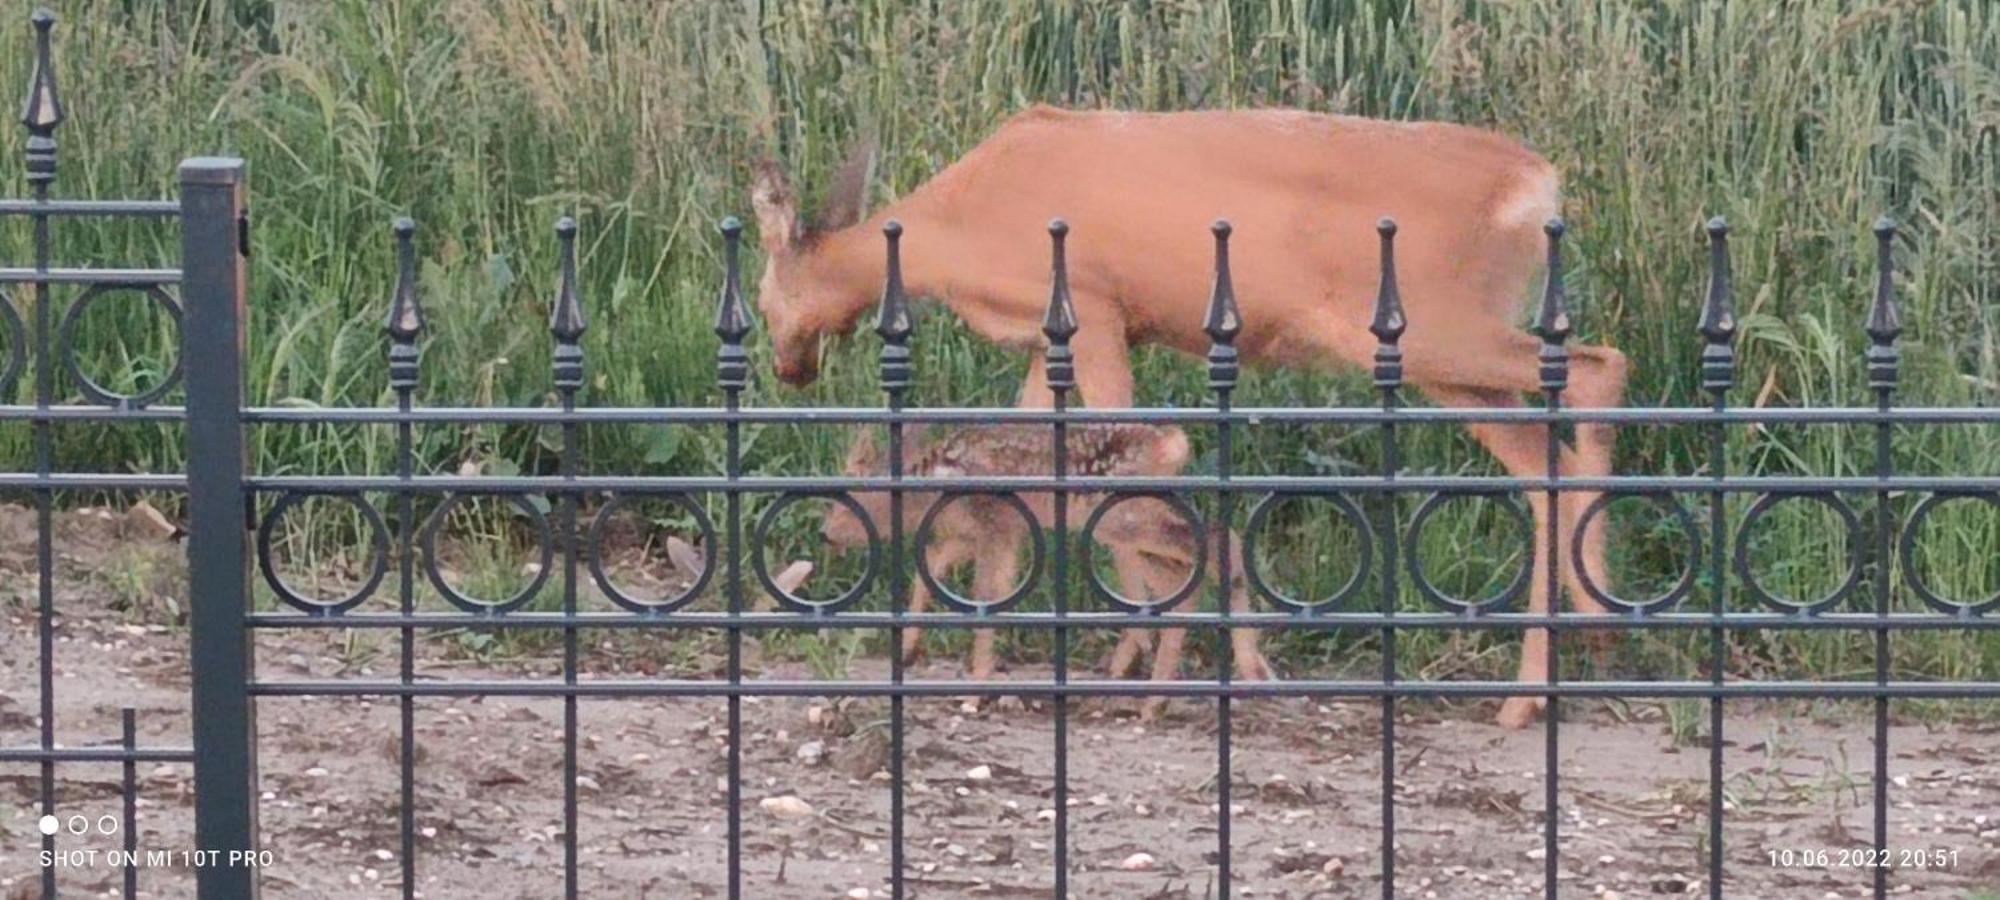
<box><xmin>0</xmin><ymin>288</ymin><xmax>26</xmax><ymax>398</ymax></box>
<box><xmin>420</xmin><ymin>493</ymin><xmax>555</xmax><ymax>614</ymax></box>
<box><xmin>587</xmin><ymin>492</ymin><xmax>717</xmax><ymax>615</ymax></box>
<box><xmin>1570</xmin><ymin>491</ymin><xmax>1703</xmax><ymax>615</ymax></box>
<box><xmin>752</xmin><ymin>491</ymin><xmax>879</xmax><ymax>615</ymax></box>
<box><xmin>1731</xmin><ymin>492</ymin><xmax>1863</xmax><ymax>615</ymax></box>
<box><xmin>1079</xmin><ymin>491</ymin><xmax>1207</xmax><ymax>614</ymax></box>
<box><xmin>255</xmin><ymin>491</ymin><xmax>391</xmax><ymax>615</ymax></box>
<box><xmin>1898</xmin><ymin>491</ymin><xmax>2000</xmax><ymax>617</ymax></box>
<box><xmin>1403</xmin><ymin>491</ymin><xmax>1535</xmax><ymax>614</ymax></box>
<box><xmin>58</xmin><ymin>282</ymin><xmax>184</xmax><ymax>409</ymax></box>
<box><xmin>1240</xmin><ymin>491</ymin><xmax>1374</xmax><ymax>614</ymax></box>
<box><xmin>912</xmin><ymin>491</ymin><xmax>1047</xmax><ymax>615</ymax></box>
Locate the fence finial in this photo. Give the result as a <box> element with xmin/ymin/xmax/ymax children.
<box><xmin>1534</xmin><ymin>218</ymin><xmax>1571</xmax><ymax>393</ymax></box>
<box><xmin>386</xmin><ymin>218</ymin><xmax>425</xmax><ymax>340</ymax></box>
<box><xmin>1042</xmin><ymin>219</ymin><xmax>1077</xmax><ymax>393</ymax></box>
<box><xmin>1697</xmin><ymin>216</ymin><xmax>1735</xmax><ymax>394</ymax></box>
<box><xmin>386</xmin><ymin>218</ymin><xmax>425</xmax><ymax>392</ymax></box>
<box><xmin>549</xmin><ymin>217</ymin><xmax>586</xmax><ymax>393</ymax></box>
<box><xmin>1865</xmin><ymin>216</ymin><xmax>1901</xmax><ymax>392</ymax></box>
<box><xmin>549</xmin><ymin>217</ymin><xmax>587</xmax><ymax>341</ymax></box>
<box><xmin>876</xmin><ymin>220</ymin><xmax>912</xmax><ymax>392</ymax></box>
<box><xmin>1370</xmin><ymin>218</ymin><xmax>1406</xmax><ymax>391</ymax></box>
<box><xmin>21</xmin><ymin>8</ymin><xmax>63</xmax><ymax>185</ymax></box>
<box><xmin>715</xmin><ymin>217</ymin><xmax>752</xmax><ymax>392</ymax></box>
<box><xmin>1204</xmin><ymin>220</ymin><xmax>1241</xmax><ymax>392</ymax></box>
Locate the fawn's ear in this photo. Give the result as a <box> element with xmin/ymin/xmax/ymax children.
<box><xmin>750</xmin><ymin>160</ymin><xmax>800</xmax><ymax>254</ymax></box>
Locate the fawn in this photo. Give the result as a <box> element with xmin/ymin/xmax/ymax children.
<box><xmin>821</xmin><ymin>422</ymin><xmax>1273</xmax><ymax>719</ymax></box>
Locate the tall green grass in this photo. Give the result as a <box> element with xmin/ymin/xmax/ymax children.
<box><xmin>2</xmin><ymin>0</ymin><xmax>1994</xmax><ymax>684</ymax></box>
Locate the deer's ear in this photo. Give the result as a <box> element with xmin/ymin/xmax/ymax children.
<box><xmin>812</xmin><ymin>134</ymin><xmax>877</xmax><ymax>234</ymax></box>
<box><xmin>750</xmin><ymin>161</ymin><xmax>799</xmax><ymax>253</ymax></box>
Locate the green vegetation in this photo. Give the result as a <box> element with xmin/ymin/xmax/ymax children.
<box><xmin>4</xmin><ymin>0</ymin><xmax>1995</xmax><ymax>689</ymax></box>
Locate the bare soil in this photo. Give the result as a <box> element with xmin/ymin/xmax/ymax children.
<box><xmin>1</xmin><ymin>508</ymin><xmax>1996</xmax><ymax>899</ymax></box>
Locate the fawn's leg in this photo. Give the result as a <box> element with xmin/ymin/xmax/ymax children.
<box><xmin>1102</xmin><ymin>548</ymin><xmax>1159</xmax><ymax>678</ymax></box>
<box><xmin>967</xmin><ymin>536</ymin><xmax>1022</xmax><ymax>684</ymax></box>
<box><xmin>1018</xmin><ymin>332</ymin><xmax>1160</xmax><ymax>683</ymax></box>
<box><xmin>1139</xmin><ymin>557</ymin><xmax>1194</xmax><ymax>722</ymax></box>
<box><xmin>905</xmin><ymin>541</ymin><xmax>970</xmax><ymax>665</ymax></box>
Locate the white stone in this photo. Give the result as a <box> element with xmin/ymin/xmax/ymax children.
<box><xmin>759</xmin><ymin>795</ymin><xmax>814</xmax><ymax>819</ymax></box>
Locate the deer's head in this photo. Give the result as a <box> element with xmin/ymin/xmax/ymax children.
<box><xmin>750</xmin><ymin>140</ymin><xmax>876</xmax><ymax>387</ymax></box>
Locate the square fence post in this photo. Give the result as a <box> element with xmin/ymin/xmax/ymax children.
<box><xmin>181</xmin><ymin>156</ymin><xmax>260</xmax><ymax>900</ymax></box>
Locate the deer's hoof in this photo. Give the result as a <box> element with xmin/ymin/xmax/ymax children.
<box><xmin>1494</xmin><ymin>696</ymin><xmax>1545</xmax><ymax>730</ymax></box>
<box><xmin>1138</xmin><ymin>697</ymin><xmax>1168</xmax><ymax>723</ymax></box>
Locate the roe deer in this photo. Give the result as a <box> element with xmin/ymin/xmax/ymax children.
<box><xmin>751</xmin><ymin>107</ymin><xmax>1625</xmax><ymax>727</ymax></box>
<box><xmin>821</xmin><ymin>422</ymin><xmax>1273</xmax><ymax>720</ymax></box>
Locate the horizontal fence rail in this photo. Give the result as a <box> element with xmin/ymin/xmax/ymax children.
<box><xmin>7</xmin><ymin>9</ymin><xmax>1996</xmax><ymax>900</ymax></box>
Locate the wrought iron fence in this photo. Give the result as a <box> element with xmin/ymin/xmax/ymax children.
<box><xmin>6</xmin><ymin>9</ymin><xmax>1998</xmax><ymax>900</ymax></box>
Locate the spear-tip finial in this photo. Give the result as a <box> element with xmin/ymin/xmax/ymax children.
<box><xmin>1369</xmin><ymin>217</ymin><xmax>1407</xmax><ymax>345</ymax></box>
<box><xmin>385</xmin><ymin>217</ymin><xmax>425</xmax><ymax>341</ymax></box>
<box><xmin>1866</xmin><ymin>216</ymin><xmax>1901</xmax><ymax>346</ymax></box>
<box><xmin>21</xmin><ymin>8</ymin><xmax>62</xmax><ymax>132</ymax></box>
<box><xmin>1533</xmin><ymin>217</ymin><xmax>1572</xmax><ymax>344</ymax></box>
<box><xmin>1041</xmin><ymin>218</ymin><xmax>1077</xmax><ymax>342</ymax></box>
<box><xmin>1697</xmin><ymin>216</ymin><xmax>1734</xmax><ymax>345</ymax></box>
<box><xmin>1203</xmin><ymin>219</ymin><xmax>1242</xmax><ymax>345</ymax></box>
<box><xmin>875</xmin><ymin>219</ymin><xmax>911</xmax><ymax>342</ymax></box>
<box><xmin>548</xmin><ymin>216</ymin><xmax>587</xmax><ymax>342</ymax></box>
<box><xmin>714</xmin><ymin>216</ymin><xmax>751</xmax><ymax>342</ymax></box>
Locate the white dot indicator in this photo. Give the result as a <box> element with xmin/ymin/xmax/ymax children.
<box><xmin>38</xmin><ymin>815</ymin><xmax>59</xmax><ymax>836</ymax></box>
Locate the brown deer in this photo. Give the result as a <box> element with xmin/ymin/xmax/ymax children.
<box><xmin>752</xmin><ymin>107</ymin><xmax>1627</xmax><ymax>728</ymax></box>
<box><xmin>821</xmin><ymin>422</ymin><xmax>1273</xmax><ymax>720</ymax></box>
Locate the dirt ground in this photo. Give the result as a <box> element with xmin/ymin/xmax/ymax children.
<box><xmin>2</xmin><ymin>508</ymin><xmax>1997</xmax><ymax>899</ymax></box>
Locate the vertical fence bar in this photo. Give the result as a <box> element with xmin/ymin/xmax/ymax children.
<box><xmin>1697</xmin><ymin>217</ymin><xmax>1735</xmax><ymax>900</ymax></box>
<box><xmin>1041</xmin><ymin>219</ymin><xmax>1076</xmax><ymax>898</ymax></box>
<box><xmin>1370</xmin><ymin>218</ymin><xmax>1407</xmax><ymax>900</ymax></box>
<box><xmin>386</xmin><ymin>217</ymin><xmax>425</xmax><ymax>900</ymax></box>
<box><xmin>1534</xmin><ymin>218</ymin><xmax>1572</xmax><ymax>900</ymax></box>
<box><xmin>22</xmin><ymin>11</ymin><xmax>62</xmax><ymax>897</ymax></box>
<box><xmin>121</xmin><ymin>707</ymin><xmax>137</xmax><ymax>899</ymax></box>
<box><xmin>549</xmin><ymin>217</ymin><xmax>588</xmax><ymax>899</ymax></box>
<box><xmin>1864</xmin><ymin>217</ymin><xmax>1901</xmax><ymax>900</ymax></box>
<box><xmin>1204</xmin><ymin>221</ymin><xmax>1239</xmax><ymax>899</ymax></box>
<box><xmin>876</xmin><ymin>221</ymin><xmax>912</xmax><ymax>900</ymax></box>
<box><xmin>182</xmin><ymin>155</ymin><xmax>258</xmax><ymax>900</ymax></box>
<box><xmin>714</xmin><ymin>218</ymin><xmax>751</xmax><ymax>900</ymax></box>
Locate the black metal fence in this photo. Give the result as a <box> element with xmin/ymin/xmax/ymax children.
<box><xmin>6</xmin><ymin>10</ymin><xmax>1997</xmax><ymax>900</ymax></box>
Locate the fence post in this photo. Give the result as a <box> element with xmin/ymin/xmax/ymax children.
<box><xmin>181</xmin><ymin>156</ymin><xmax>259</xmax><ymax>900</ymax></box>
